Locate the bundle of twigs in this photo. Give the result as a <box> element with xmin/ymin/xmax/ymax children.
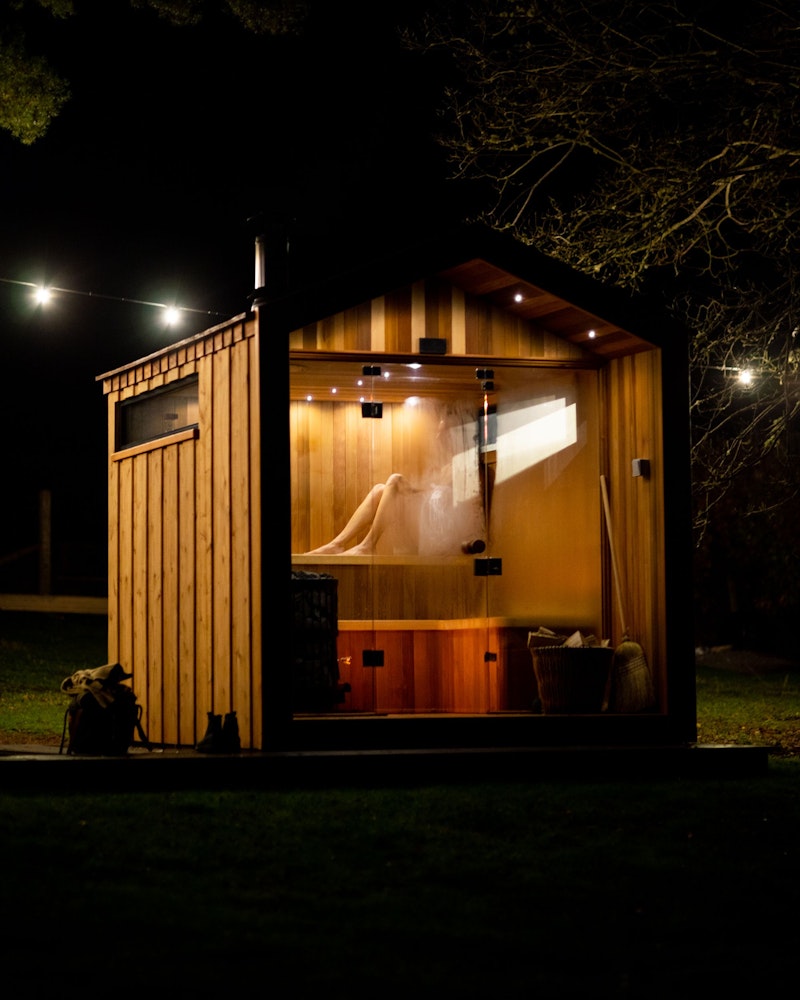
<box><xmin>600</xmin><ymin>475</ymin><xmax>656</xmax><ymax>713</ymax></box>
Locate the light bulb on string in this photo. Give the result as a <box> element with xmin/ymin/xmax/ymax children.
<box><xmin>1</xmin><ymin>276</ymin><xmax>227</xmax><ymax>324</ymax></box>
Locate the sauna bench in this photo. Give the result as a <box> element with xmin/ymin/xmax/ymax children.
<box><xmin>292</xmin><ymin>557</ymin><xmax>597</xmax><ymax>628</ymax></box>
<box><xmin>292</xmin><ymin>555</ymin><xmax>473</xmax><ymax>566</ymax></box>
<box><xmin>337</xmin><ymin>618</ymin><xmax>563</xmax><ymax>630</ymax></box>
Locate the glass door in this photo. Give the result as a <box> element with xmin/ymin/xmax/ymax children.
<box><xmin>290</xmin><ymin>356</ymin><xmax>490</xmax><ymax>715</ymax></box>
<box><xmin>289</xmin><ymin>355</ymin><xmax>602</xmax><ymax>717</ymax></box>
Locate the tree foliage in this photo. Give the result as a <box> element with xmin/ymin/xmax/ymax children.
<box><xmin>0</xmin><ymin>1</ymin><xmax>72</xmax><ymax>144</ymax></box>
<box><xmin>0</xmin><ymin>33</ymin><xmax>71</xmax><ymax>145</ymax></box>
<box><xmin>408</xmin><ymin>0</ymin><xmax>800</xmax><ymax>544</ymax></box>
<box><xmin>131</xmin><ymin>0</ymin><xmax>308</xmax><ymax>34</ymax></box>
<box><xmin>0</xmin><ymin>0</ymin><xmax>308</xmax><ymax>144</ymax></box>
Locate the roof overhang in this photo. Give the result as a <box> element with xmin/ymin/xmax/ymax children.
<box><xmin>265</xmin><ymin>224</ymin><xmax>682</xmax><ymax>361</ymax></box>
<box><xmin>436</xmin><ymin>256</ymin><xmax>652</xmax><ymax>360</ymax></box>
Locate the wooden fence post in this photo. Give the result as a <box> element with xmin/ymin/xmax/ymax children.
<box><xmin>38</xmin><ymin>488</ymin><xmax>52</xmax><ymax>596</ymax></box>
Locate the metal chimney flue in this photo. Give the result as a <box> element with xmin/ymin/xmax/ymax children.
<box><xmin>254</xmin><ymin>233</ymin><xmax>267</xmax><ymax>293</ymax></box>
<box><xmin>250</xmin><ymin>213</ymin><xmax>291</xmax><ymax>308</ymax></box>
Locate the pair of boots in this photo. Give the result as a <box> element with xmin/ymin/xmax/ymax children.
<box><xmin>196</xmin><ymin>711</ymin><xmax>241</xmax><ymax>753</ymax></box>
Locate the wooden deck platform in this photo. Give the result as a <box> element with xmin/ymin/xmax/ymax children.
<box><xmin>0</xmin><ymin>741</ymin><xmax>770</xmax><ymax>791</ymax></box>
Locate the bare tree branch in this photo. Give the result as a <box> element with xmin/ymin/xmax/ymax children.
<box><xmin>408</xmin><ymin>0</ymin><xmax>800</xmax><ymax>545</ymax></box>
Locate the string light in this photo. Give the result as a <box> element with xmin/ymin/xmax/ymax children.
<box><xmin>709</xmin><ymin>364</ymin><xmax>758</xmax><ymax>386</ymax></box>
<box><xmin>0</xmin><ymin>276</ymin><xmax>227</xmax><ymax>325</ymax></box>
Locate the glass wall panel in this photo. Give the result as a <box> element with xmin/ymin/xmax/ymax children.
<box><xmin>290</xmin><ymin>356</ymin><xmax>601</xmax><ymax>716</ymax></box>
<box><xmin>484</xmin><ymin>367</ymin><xmax>602</xmax><ymax>630</ymax></box>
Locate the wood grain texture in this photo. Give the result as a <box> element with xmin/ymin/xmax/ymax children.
<box><xmin>330</xmin><ymin>624</ymin><xmax>527</xmax><ymax>713</ymax></box>
<box><xmin>102</xmin><ymin>269</ymin><xmax>671</xmax><ymax>747</ymax></box>
<box><xmin>103</xmin><ymin>318</ymin><xmax>261</xmax><ymax>748</ymax></box>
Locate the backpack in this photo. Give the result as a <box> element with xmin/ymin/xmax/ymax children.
<box><xmin>59</xmin><ymin>663</ymin><xmax>151</xmax><ymax>756</ymax></box>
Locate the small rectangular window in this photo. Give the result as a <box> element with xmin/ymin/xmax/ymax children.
<box><xmin>117</xmin><ymin>375</ymin><xmax>199</xmax><ymax>450</ymax></box>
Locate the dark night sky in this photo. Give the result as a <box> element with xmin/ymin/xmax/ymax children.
<box><xmin>0</xmin><ymin>2</ymin><xmax>469</xmax><ymax>589</ymax></box>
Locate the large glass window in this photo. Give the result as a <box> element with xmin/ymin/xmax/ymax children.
<box><xmin>290</xmin><ymin>355</ymin><xmax>601</xmax><ymax>716</ymax></box>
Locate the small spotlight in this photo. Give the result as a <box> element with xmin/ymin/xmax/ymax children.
<box><xmin>738</xmin><ymin>369</ymin><xmax>754</xmax><ymax>386</ymax></box>
<box><xmin>514</xmin><ymin>293</ymin><xmax>523</xmax><ymax>303</ymax></box>
<box><xmin>588</xmin><ymin>329</ymin><xmax>596</xmax><ymax>339</ymax></box>
<box><xmin>34</xmin><ymin>286</ymin><xmax>52</xmax><ymax>305</ymax></box>
<box><xmin>163</xmin><ymin>307</ymin><xmax>181</xmax><ymax>326</ymax></box>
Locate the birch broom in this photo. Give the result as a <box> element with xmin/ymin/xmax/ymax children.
<box><xmin>600</xmin><ymin>475</ymin><xmax>656</xmax><ymax>713</ymax></box>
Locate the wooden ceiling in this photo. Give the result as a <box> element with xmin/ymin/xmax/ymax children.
<box><xmin>289</xmin><ymin>357</ymin><xmax>587</xmax><ymax>403</ymax></box>
<box><xmin>437</xmin><ymin>258</ymin><xmax>652</xmax><ymax>360</ymax></box>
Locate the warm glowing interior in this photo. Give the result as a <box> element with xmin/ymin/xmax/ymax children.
<box><xmin>290</xmin><ymin>357</ymin><xmax>602</xmax><ymax>714</ymax></box>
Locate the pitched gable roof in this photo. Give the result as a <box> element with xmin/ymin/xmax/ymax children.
<box><xmin>265</xmin><ymin>224</ymin><xmax>682</xmax><ymax>360</ymax></box>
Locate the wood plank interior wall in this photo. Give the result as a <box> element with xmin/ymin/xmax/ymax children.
<box><xmin>291</xmin><ymin>374</ymin><xmax>603</xmax><ymax>627</ymax></box>
<box><xmin>289</xmin><ymin>278</ymin><xmax>589</xmax><ymax>360</ymax></box>
<box><xmin>103</xmin><ymin>317</ymin><xmax>261</xmax><ymax>749</ymax></box>
<box><xmin>601</xmin><ymin>350</ymin><xmax>666</xmax><ymax>703</ymax></box>
<box><xmin>335</xmin><ymin>624</ymin><xmax>526</xmax><ymax>713</ymax></box>
<box><xmin>291</xmin><ymin>399</ymin><xmax>478</xmax><ymax>561</ymax></box>
<box><xmin>290</xmin><ymin>282</ymin><xmax>626</xmax><ymax>713</ymax></box>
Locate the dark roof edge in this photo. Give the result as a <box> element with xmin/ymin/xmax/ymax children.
<box><xmin>261</xmin><ymin>223</ymin><xmax>687</xmax><ymax>349</ymax></box>
<box><xmin>96</xmin><ymin>312</ymin><xmax>251</xmax><ymax>381</ymax></box>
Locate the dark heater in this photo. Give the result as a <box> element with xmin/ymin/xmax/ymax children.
<box><xmin>291</xmin><ymin>572</ymin><xmax>349</xmax><ymax>710</ymax></box>
<box><xmin>419</xmin><ymin>337</ymin><xmax>447</xmax><ymax>355</ymax></box>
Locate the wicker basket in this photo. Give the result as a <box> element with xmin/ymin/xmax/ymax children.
<box><xmin>530</xmin><ymin>645</ymin><xmax>614</xmax><ymax>714</ymax></box>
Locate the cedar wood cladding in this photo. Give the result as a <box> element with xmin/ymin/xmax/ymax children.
<box><xmin>100</xmin><ymin>272</ymin><xmax>673</xmax><ymax>748</ymax></box>
<box><xmin>101</xmin><ymin>316</ymin><xmax>261</xmax><ymax>749</ymax></box>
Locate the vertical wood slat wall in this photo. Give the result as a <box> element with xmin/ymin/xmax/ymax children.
<box><xmin>289</xmin><ymin>274</ymin><xmax>603</xmax><ymax>604</ymax></box>
<box><xmin>335</xmin><ymin>624</ymin><xmax>523</xmax><ymax>714</ymax></box>
<box><xmin>289</xmin><ymin>279</ymin><xmax>589</xmax><ymax>361</ymax></box>
<box><xmin>601</xmin><ymin>351</ymin><xmax>667</xmax><ymax>703</ymax></box>
<box><xmin>292</xmin><ymin>278</ymin><xmax>668</xmax><ymax>704</ymax></box>
<box><xmin>100</xmin><ymin>270</ymin><xmax>669</xmax><ymax>749</ymax></box>
<box><xmin>102</xmin><ymin>316</ymin><xmax>261</xmax><ymax>749</ymax></box>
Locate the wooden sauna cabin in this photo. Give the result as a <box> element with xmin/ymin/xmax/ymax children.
<box><xmin>98</xmin><ymin>226</ymin><xmax>695</xmax><ymax>752</ymax></box>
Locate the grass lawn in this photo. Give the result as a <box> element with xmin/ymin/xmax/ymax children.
<box><xmin>2</xmin><ymin>611</ymin><xmax>800</xmax><ymax>995</ymax></box>
<box><xmin>0</xmin><ymin>610</ymin><xmax>107</xmax><ymax>743</ymax></box>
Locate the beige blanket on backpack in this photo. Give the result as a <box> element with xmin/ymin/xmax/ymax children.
<box><xmin>60</xmin><ymin>662</ymin><xmax>133</xmax><ymax>708</ymax></box>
